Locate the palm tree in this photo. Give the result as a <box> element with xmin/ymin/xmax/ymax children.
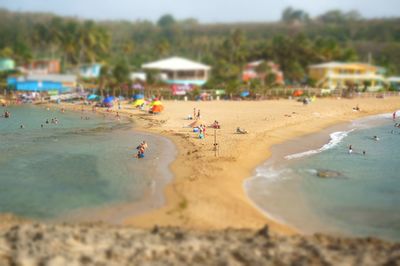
<box><xmin>98</xmin><ymin>64</ymin><xmax>111</xmax><ymax>97</ymax></box>
<box><xmin>112</xmin><ymin>61</ymin><xmax>130</xmax><ymax>97</ymax></box>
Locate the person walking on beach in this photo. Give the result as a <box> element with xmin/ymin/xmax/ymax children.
<box><xmin>197</xmin><ymin>109</ymin><xmax>201</xmax><ymax>119</ymax></box>
<box><xmin>193</xmin><ymin>108</ymin><xmax>196</xmax><ymax>119</ymax></box>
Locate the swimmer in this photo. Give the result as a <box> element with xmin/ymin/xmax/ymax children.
<box><xmin>363</xmin><ymin>150</ymin><xmax>366</xmax><ymax>155</ymax></box>
<box><xmin>348</xmin><ymin>145</ymin><xmax>353</xmax><ymax>154</ymax></box>
<box><xmin>45</xmin><ymin>119</ymin><xmax>49</xmax><ymax>124</ymax></box>
<box><xmin>41</xmin><ymin>124</ymin><xmax>44</xmax><ymax>128</ymax></box>
<box><xmin>20</xmin><ymin>124</ymin><xmax>24</xmax><ymax>129</ymax></box>
<box><xmin>373</xmin><ymin>136</ymin><xmax>379</xmax><ymax>141</ymax></box>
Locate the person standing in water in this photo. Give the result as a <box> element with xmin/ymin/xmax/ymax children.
<box><xmin>393</xmin><ymin>111</ymin><xmax>396</xmax><ymax>121</ymax></box>
<box><xmin>348</xmin><ymin>145</ymin><xmax>353</xmax><ymax>154</ymax></box>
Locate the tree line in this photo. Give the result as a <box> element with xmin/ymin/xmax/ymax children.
<box><xmin>0</xmin><ymin>7</ymin><xmax>399</xmax><ymax>93</ymax></box>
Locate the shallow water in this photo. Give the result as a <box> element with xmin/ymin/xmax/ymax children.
<box><xmin>0</xmin><ymin>105</ymin><xmax>174</xmax><ymax>221</ymax></box>
<box><xmin>245</xmin><ymin>114</ymin><xmax>400</xmax><ymax>241</ymax></box>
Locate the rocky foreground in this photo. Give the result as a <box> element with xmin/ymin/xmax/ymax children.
<box><xmin>0</xmin><ymin>222</ymin><xmax>399</xmax><ymax>266</ymax></box>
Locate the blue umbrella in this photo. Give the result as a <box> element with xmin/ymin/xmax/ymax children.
<box><xmin>134</xmin><ymin>94</ymin><xmax>144</xmax><ymax>100</ymax></box>
<box><xmin>87</xmin><ymin>94</ymin><xmax>98</xmax><ymax>100</ymax></box>
<box><xmin>103</xmin><ymin>96</ymin><xmax>114</xmax><ymax>104</ymax></box>
<box><xmin>240</xmin><ymin>91</ymin><xmax>250</xmax><ymax>97</ymax></box>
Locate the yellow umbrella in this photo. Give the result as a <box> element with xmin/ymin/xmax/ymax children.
<box><xmin>133</xmin><ymin>99</ymin><xmax>145</xmax><ymax>106</ymax></box>
<box><xmin>151</xmin><ymin>100</ymin><xmax>162</xmax><ymax>106</ymax></box>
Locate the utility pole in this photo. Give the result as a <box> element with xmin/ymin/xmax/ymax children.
<box><xmin>213</xmin><ymin>128</ymin><xmax>219</xmax><ymax>157</ymax></box>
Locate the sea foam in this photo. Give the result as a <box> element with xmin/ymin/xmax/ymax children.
<box><xmin>284</xmin><ymin>130</ymin><xmax>354</xmax><ymax>160</ymax></box>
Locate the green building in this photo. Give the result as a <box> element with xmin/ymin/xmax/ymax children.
<box><xmin>0</xmin><ymin>58</ymin><xmax>15</xmax><ymax>72</ymax></box>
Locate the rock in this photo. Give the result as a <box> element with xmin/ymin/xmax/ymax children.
<box><xmin>0</xmin><ymin>223</ymin><xmax>398</xmax><ymax>265</ymax></box>
<box><xmin>316</xmin><ymin>169</ymin><xmax>342</xmax><ymax>178</ymax></box>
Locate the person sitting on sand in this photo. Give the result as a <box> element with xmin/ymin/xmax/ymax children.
<box><xmin>353</xmin><ymin>105</ymin><xmax>360</xmax><ymax>111</ymax></box>
<box><xmin>236</xmin><ymin>127</ymin><xmax>248</xmax><ymax>134</ymax></box>
<box><xmin>141</xmin><ymin>141</ymin><xmax>148</xmax><ymax>150</ymax></box>
<box><xmin>136</xmin><ymin>143</ymin><xmax>146</xmax><ymax>158</ymax></box>
<box><xmin>137</xmin><ymin>146</ymin><xmax>145</xmax><ymax>158</ymax></box>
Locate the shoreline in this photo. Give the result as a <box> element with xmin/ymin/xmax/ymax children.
<box><xmin>120</xmin><ymin>97</ymin><xmax>400</xmax><ymax>235</ymax></box>
<box><xmin>245</xmin><ymin>111</ymin><xmax>400</xmax><ymax>240</ymax></box>
<box><xmin>6</xmin><ymin>97</ymin><xmax>400</xmax><ymax>237</ymax></box>
<box><xmin>0</xmin><ymin>103</ymin><xmax>178</xmax><ymax>226</ymax></box>
<box><xmin>243</xmin><ymin>119</ymin><xmax>361</xmax><ymax>236</ymax></box>
<box><xmin>41</xmin><ymin>103</ymin><xmax>179</xmax><ymax>225</ymax></box>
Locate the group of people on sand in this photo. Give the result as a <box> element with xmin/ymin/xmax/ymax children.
<box><xmin>136</xmin><ymin>141</ymin><xmax>148</xmax><ymax>158</ymax></box>
<box><xmin>198</xmin><ymin>124</ymin><xmax>206</xmax><ymax>139</ymax></box>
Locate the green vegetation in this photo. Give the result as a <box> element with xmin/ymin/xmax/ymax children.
<box><xmin>0</xmin><ymin>7</ymin><xmax>399</xmax><ymax>93</ymax></box>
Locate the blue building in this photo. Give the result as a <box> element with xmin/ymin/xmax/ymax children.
<box><xmin>7</xmin><ymin>74</ymin><xmax>77</xmax><ymax>93</ymax></box>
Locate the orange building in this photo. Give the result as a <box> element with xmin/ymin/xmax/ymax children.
<box><xmin>242</xmin><ymin>60</ymin><xmax>284</xmax><ymax>85</ymax></box>
<box><xmin>26</xmin><ymin>59</ymin><xmax>61</xmax><ymax>74</ymax></box>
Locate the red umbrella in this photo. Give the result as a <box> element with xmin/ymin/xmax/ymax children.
<box><xmin>293</xmin><ymin>90</ymin><xmax>304</xmax><ymax>97</ymax></box>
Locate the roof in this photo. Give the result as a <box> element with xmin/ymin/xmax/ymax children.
<box><xmin>388</xmin><ymin>77</ymin><xmax>400</xmax><ymax>82</ymax></box>
<box><xmin>309</xmin><ymin>62</ymin><xmax>378</xmax><ymax>70</ymax></box>
<box><xmin>309</xmin><ymin>62</ymin><xmax>344</xmax><ymax>68</ymax></box>
<box><xmin>142</xmin><ymin>57</ymin><xmax>210</xmax><ymax>71</ymax></box>
<box><xmin>26</xmin><ymin>74</ymin><xmax>77</xmax><ymax>83</ymax></box>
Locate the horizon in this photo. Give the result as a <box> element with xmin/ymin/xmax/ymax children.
<box><xmin>0</xmin><ymin>0</ymin><xmax>399</xmax><ymax>23</ymax></box>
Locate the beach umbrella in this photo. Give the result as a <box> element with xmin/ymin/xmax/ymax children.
<box><xmin>103</xmin><ymin>96</ymin><xmax>114</xmax><ymax>104</ymax></box>
<box><xmin>87</xmin><ymin>94</ymin><xmax>99</xmax><ymax>100</ymax></box>
<box><xmin>134</xmin><ymin>94</ymin><xmax>144</xmax><ymax>100</ymax></box>
<box><xmin>293</xmin><ymin>90</ymin><xmax>304</xmax><ymax>97</ymax></box>
<box><xmin>151</xmin><ymin>104</ymin><xmax>164</xmax><ymax>114</ymax></box>
<box><xmin>150</xmin><ymin>100</ymin><xmax>162</xmax><ymax>106</ymax></box>
<box><xmin>132</xmin><ymin>83</ymin><xmax>144</xmax><ymax>90</ymax></box>
<box><xmin>240</xmin><ymin>91</ymin><xmax>250</xmax><ymax>97</ymax></box>
<box><xmin>133</xmin><ymin>98</ymin><xmax>145</xmax><ymax>107</ymax></box>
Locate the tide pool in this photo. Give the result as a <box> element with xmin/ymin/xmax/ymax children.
<box><xmin>0</xmin><ymin>105</ymin><xmax>175</xmax><ymax>221</ymax></box>
<box><xmin>245</xmin><ymin>114</ymin><xmax>400</xmax><ymax>241</ymax></box>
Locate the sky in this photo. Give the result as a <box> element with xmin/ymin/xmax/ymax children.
<box><xmin>0</xmin><ymin>0</ymin><xmax>399</xmax><ymax>23</ymax></box>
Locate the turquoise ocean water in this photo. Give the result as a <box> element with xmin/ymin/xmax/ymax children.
<box><xmin>0</xmin><ymin>105</ymin><xmax>174</xmax><ymax>221</ymax></box>
<box><xmin>245</xmin><ymin>113</ymin><xmax>400</xmax><ymax>241</ymax></box>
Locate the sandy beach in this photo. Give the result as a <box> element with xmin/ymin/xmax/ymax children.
<box><xmin>85</xmin><ymin>96</ymin><xmax>397</xmax><ymax>235</ymax></box>
<box><xmin>2</xmin><ymin>95</ymin><xmax>400</xmax><ymax>266</ymax></box>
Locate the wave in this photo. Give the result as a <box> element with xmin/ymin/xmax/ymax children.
<box><xmin>247</xmin><ymin>166</ymin><xmax>294</xmax><ymax>183</ymax></box>
<box><xmin>284</xmin><ymin>129</ymin><xmax>354</xmax><ymax>160</ymax></box>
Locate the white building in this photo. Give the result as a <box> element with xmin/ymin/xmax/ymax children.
<box><xmin>142</xmin><ymin>56</ymin><xmax>211</xmax><ymax>86</ymax></box>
